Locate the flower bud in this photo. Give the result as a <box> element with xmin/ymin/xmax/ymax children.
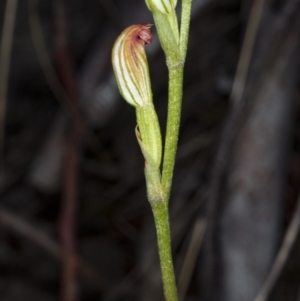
<box><xmin>145</xmin><ymin>0</ymin><xmax>177</xmax><ymax>14</ymax></box>
<box><xmin>112</xmin><ymin>24</ymin><xmax>153</xmax><ymax>108</ymax></box>
<box><xmin>112</xmin><ymin>25</ymin><xmax>162</xmax><ymax>168</ymax></box>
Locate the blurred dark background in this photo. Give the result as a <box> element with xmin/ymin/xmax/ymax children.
<box><xmin>0</xmin><ymin>0</ymin><xmax>300</xmax><ymax>300</ymax></box>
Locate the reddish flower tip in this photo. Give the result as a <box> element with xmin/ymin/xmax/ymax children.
<box><xmin>135</xmin><ymin>24</ymin><xmax>153</xmax><ymax>45</ymax></box>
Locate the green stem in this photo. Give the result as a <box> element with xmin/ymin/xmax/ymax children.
<box><xmin>145</xmin><ymin>1</ymin><xmax>193</xmax><ymax>300</ymax></box>
<box><xmin>151</xmin><ymin>200</ymin><xmax>178</xmax><ymax>301</ymax></box>
<box><xmin>161</xmin><ymin>0</ymin><xmax>193</xmax><ymax>203</ymax></box>
<box><xmin>180</xmin><ymin>0</ymin><xmax>193</xmax><ymax>59</ymax></box>
<box><xmin>161</xmin><ymin>65</ymin><xmax>184</xmax><ymax>203</ymax></box>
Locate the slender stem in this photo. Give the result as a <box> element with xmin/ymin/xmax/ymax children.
<box><xmin>151</xmin><ymin>200</ymin><xmax>178</xmax><ymax>301</ymax></box>
<box><xmin>180</xmin><ymin>0</ymin><xmax>193</xmax><ymax>58</ymax></box>
<box><xmin>161</xmin><ymin>65</ymin><xmax>184</xmax><ymax>204</ymax></box>
<box><xmin>161</xmin><ymin>0</ymin><xmax>193</xmax><ymax>203</ymax></box>
<box><xmin>144</xmin><ymin>1</ymin><xmax>193</xmax><ymax>300</ymax></box>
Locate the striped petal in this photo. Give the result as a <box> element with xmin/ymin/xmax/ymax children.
<box><xmin>112</xmin><ymin>24</ymin><xmax>153</xmax><ymax>108</ymax></box>
<box><xmin>145</xmin><ymin>0</ymin><xmax>177</xmax><ymax>14</ymax></box>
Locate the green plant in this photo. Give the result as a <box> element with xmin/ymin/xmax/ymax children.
<box><xmin>112</xmin><ymin>1</ymin><xmax>192</xmax><ymax>300</ymax></box>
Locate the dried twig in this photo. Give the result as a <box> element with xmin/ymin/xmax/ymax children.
<box><xmin>178</xmin><ymin>218</ymin><xmax>206</xmax><ymax>301</ymax></box>
<box><xmin>53</xmin><ymin>1</ymin><xmax>82</xmax><ymax>300</ymax></box>
<box><xmin>253</xmin><ymin>190</ymin><xmax>300</xmax><ymax>301</ymax></box>
<box><xmin>27</xmin><ymin>0</ymin><xmax>69</xmax><ymax>113</ymax></box>
<box><xmin>203</xmin><ymin>0</ymin><xmax>270</xmax><ymax>297</ymax></box>
<box><xmin>230</xmin><ymin>0</ymin><xmax>266</xmax><ymax>105</ymax></box>
<box><xmin>59</xmin><ymin>129</ymin><xmax>81</xmax><ymax>301</ymax></box>
<box><xmin>0</xmin><ymin>206</ymin><xmax>60</xmax><ymax>256</ymax></box>
<box><xmin>27</xmin><ymin>0</ymin><xmax>101</xmax><ymax>153</ymax></box>
<box><xmin>0</xmin><ymin>0</ymin><xmax>18</xmax><ymax>175</ymax></box>
<box><xmin>0</xmin><ymin>206</ymin><xmax>112</xmax><ymax>291</ymax></box>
